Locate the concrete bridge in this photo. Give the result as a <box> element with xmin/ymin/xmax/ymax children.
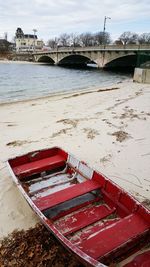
<box><xmin>33</xmin><ymin>45</ymin><xmax>150</xmax><ymax>69</ymax></box>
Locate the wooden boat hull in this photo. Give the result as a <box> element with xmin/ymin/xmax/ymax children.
<box><xmin>7</xmin><ymin>147</ymin><xmax>150</xmax><ymax>266</ymax></box>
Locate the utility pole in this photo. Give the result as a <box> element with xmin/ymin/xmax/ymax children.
<box><xmin>102</xmin><ymin>16</ymin><xmax>111</xmax><ymax>67</ymax></box>
<box><xmin>103</xmin><ymin>16</ymin><xmax>111</xmax><ymax>49</ymax></box>
<box><xmin>4</xmin><ymin>32</ymin><xmax>8</xmax><ymax>41</ymax></box>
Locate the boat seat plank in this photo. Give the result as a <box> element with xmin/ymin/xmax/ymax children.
<box><xmin>54</xmin><ymin>205</ymin><xmax>116</xmax><ymax>236</ymax></box>
<box><xmin>78</xmin><ymin>213</ymin><xmax>149</xmax><ymax>260</ymax></box>
<box><xmin>34</xmin><ymin>179</ymin><xmax>100</xmax><ymax>211</ymax></box>
<box><xmin>70</xmin><ymin>218</ymin><xmax>119</xmax><ymax>245</ymax></box>
<box><xmin>13</xmin><ymin>155</ymin><xmax>65</xmax><ymax>178</ymax></box>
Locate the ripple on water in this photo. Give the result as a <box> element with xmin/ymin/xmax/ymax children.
<box><xmin>0</xmin><ymin>62</ymin><xmax>130</xmax><ymax>103</ymax></box>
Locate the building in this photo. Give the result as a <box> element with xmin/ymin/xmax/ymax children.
<box><xmin>15</xmin><ymin>28</ymin><xmax>44</xmax><ymax>52</ymax></box>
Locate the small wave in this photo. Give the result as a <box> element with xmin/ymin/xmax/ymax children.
<box><xmin>4</xmin><ymin>89</ymin><xmax>25</xmax><ymax>95</ymax></box>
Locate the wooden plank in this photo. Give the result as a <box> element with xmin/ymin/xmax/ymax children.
<box><xmin>51</xmin><ymin>196</ymin><xmax>101</xmax><ymax>221</ymax></box>
<box><xmin>78</xmin><ymin>213</ymin><xmax>149</xmax><ymax>260</ymax></box>
<box><xmin>69</xmin><ymin>219</ymin><xmax>119</xmax><ymax>245</ymax></box>
<box><xmin>13</xmin><ymin>155</ymin><xmax>65</xmax><ymax>178</ymax></box>
<box><xmin>54</xmin><ymin>205</ymin><xmax>116</xmax><ymax>236</ymax></box>
<box><xmin>34</xmin><ymin>179</ymin><xmax>100</xmax><ymax>211</ymax></box>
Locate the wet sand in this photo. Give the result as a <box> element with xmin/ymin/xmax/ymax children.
<box><xmin>0</xmin><ymin>79</ymin><xmax>150</xmax><ymax>239</ymax></box>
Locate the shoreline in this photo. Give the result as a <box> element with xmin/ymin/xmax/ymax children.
<box><xmin>0</xmin><ymin>60</ymin><xmax>49</xmax><ymax>65</ymax></box>
<box><xmin>0</xmin><ymin>79</ymin><xmax>150</xmax><ymax>239</ymax></box>
<box><xmin>0</xmin><ymin>59</ymin><xmax>36</xmax><ymax>64</ymax></box>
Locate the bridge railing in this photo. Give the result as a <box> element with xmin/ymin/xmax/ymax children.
<box><xmin>33</xmin><ymin>44</ymin><xmax>150</xmax><ymax>55</ymax></box>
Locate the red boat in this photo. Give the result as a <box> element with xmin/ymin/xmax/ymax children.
<box><xmin>7</xmin><ymin>147</ymin><xmax>150</xmax><ymax>266</ymax></box>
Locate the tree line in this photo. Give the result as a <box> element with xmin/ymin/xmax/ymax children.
<box><xmin>47</xmin><ymin>31</ymin><xmax>111</xmax><ymax>48</ymax></box>
<box><xmin>47</xmin><ymin>31</ymin><xmax>150</xmax><ymax>48</ymax></box>
<box><xmin>0</xmin><ymin>39</ymin><xmax>12</xmax><ymax>54</ymax></box>
<box><xmin>0</xmin><ymin>31</ymin><xmax>150</xmax><ymax>53</ymax></box>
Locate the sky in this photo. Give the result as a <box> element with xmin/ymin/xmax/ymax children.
<box><xmin>0</xmin><ymin>0</ymin><xmax>150</xmax><ymax>43</ymax></box>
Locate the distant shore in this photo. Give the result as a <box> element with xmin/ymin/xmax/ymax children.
<box><xmin>0</xmin><ymin>79</ymin><xmax>150</xmax><ymax>239</ymax></box>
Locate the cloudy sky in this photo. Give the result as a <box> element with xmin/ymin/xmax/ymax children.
<box><xmin>0</xmin><ymin>0</ymin><xmax>150</xmax><ymax>42</ymax></box>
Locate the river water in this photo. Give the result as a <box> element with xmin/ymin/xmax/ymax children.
<box><xmin>0</xmin><ymin>62</ymin><xmax>130</xmax><ymax>103</ymax></box>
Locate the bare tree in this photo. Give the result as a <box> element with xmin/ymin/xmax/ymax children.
<box><xmin>47</xmin><ymin>30</ymin><xmax>112</xmax><ymax>48</ymax></box>
<box><xmin>80</xmin><ymin>32</ymin><xmax>94</xmax><ymax>47</ymax></box>
<box><xmin>59</xmin><ymin>33</ymin><xmax>70</xmax><ymax>47</ymax></box>
<box><xmin>69</xmin><ymin>33</ymin><xmax>81</xmax><ymax>47</ymax></box>
<box><xmin>119</xmin><ymin>31</ymin><xmax>138</xmax><ymax>45</ymax></box>
<box><xmin>138</xmin><ymin>33</ymin><xmax>150</xmax><ymax>44</ymax></box>
<box><xmin>0</xmin><ymin>39</ymin><xmax>11</xmax><ymax>53</ymax></box>
<box><xmin>47</xmin><ymin>37</ymin><xmax>59</xmax><ymax>49</ymax></box>
<box><xmin>94</xmin><ymin>31</ymin><xmax>111</xmax><ymax>45</ymax></box>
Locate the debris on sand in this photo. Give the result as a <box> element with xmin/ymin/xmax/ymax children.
<box><xmin>83</xmin><ymin>128</ymin><xmax>99</xmax><ymax>139</ymax></box>
<box><xmin>6</xmin><ymin>140</ymin><xmax>28</xmax><ymax>147</ymax></box>
<box><xmin>100</xmin><ymin>154</ymin><xmax>112</xmax><ymax>165</ymax></box>
<box><xmin>97</xmin><ymin>87</ymin><xmax>119</xmax><ymax>92</ymax></box>
<box><xmin>56</xmin><ymin>119</ymin><xmax>79</xmax><ymax>128</ymax></box>
<box><xmin>51</xmin><ymin>128</ymin><xmax>71</xmax><ymax>138</ymax></box>
<box><xmin>142</xmin><ymin>199</ymin><xmax>150</xmax><ymax>209</ymax></box>
<box><xmin>62</xmin><ymin>87</ymin><xmax>119</xmax><ymax>99</ymax></box>
<box><xmin>111</xmin><ymin>131</ymin><xmax>130</xmax><ymax>142</ymax></box>
<box><xmin>6</xmin><ymin>140</ymin><xmax>37</xmax><ymax>147</ymax></box>
<box><xmin>0</xmin><ymin>224</ymin><xmax>82</xmax><ymax>267</ymax></box>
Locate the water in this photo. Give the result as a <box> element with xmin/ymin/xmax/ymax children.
<box><xmin>0</xmin><ymin>62</ymin><xmax>130</xmax><ymax>103</ymax></box>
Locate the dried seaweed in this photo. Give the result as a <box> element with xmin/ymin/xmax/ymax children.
<box><xmin>0</xmin><ymin>224</ymin><xmax>83</xmax><ymax>267</ymax></box>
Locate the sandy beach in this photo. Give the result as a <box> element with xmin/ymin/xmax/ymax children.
<box><xmin>0</xmin><ymin>79</ymin><xmax>150</xmax><ymax>239</ymax></box>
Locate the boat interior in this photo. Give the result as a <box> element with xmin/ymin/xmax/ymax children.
<box><xmin>8</xmin><ymin>147</ymin><xmax>150</xmax><ymax>265</ymax></box>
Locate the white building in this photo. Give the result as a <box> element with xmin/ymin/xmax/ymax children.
<box><xmin>15</xmin><ymin>28</ymin><xmax>44</xmax><ymax>52</ymax></box>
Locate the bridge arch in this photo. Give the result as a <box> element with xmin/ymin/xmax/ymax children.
<box><xmin>58</xmin><ymin>54</ymin><xmax>96</xmax><ymax>66</ymax></box>
<box><xmin>104</xmin><ymin>54</ymin><xmax>137</xmax><ymax>69</ymax></box>
<box><xmin>37</xmin><ymin>55</ymin><xmax>55</xmax><ymax>64</ymax></box>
